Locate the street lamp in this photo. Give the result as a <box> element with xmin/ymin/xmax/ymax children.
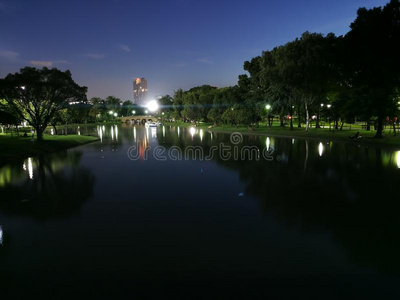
<box><xmin>266</xmin><ymin>104</ymin><xmax>272</xmax><ymax>128</ymax></box>
<box><xmin>109</xmin><ymin>111</ymin><xmax>113</xmax><ymax>115</ymax></box>
<box><xmin>132</xmin><ymin>110</ymin><xmax>136</xmax><ymax>115</ymax></box>
<box><xmin>327</xmin><ymin>104</ymin><xmax>332</xmax><ymax>131</ymax></box>
<box><xmin>114</xmin><ymin>113</ymin><xmax>118</xmax><ymax>117</ymax></box>
<box><xmin>146</xmin><ymin>100</ymin><xmax>159</xmax><ymax>113</ymax></box>
<box><xmin>145</xmin><ymin>110</ymin><xmax>148</xmax><ymax>114</ymax></box>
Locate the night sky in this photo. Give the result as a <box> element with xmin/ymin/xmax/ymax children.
<box><xmin>0</xmin><ymin>0</ymin><xmax>389</xmax><ymax>101</ymax></box>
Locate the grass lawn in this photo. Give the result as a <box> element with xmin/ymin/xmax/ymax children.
<box><xmin>164</xmin><ymin>121</ymin><xmax>400</xmax><ymax>149</ymax></box>
<box><xmin>0</xmin><ymin>134</ymin><xmax>99</xmax><ymax>163</ymax></box>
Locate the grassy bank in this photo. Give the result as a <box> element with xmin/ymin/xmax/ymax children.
<box><xmin>0</xmin><ymin>134</ymin><xmax>99</xmax><ymax>163</ymax></box>
<box><xmin>164</xmin><ymin>121</ymin><xmax>400</xmax><ymax>149</ymax></box>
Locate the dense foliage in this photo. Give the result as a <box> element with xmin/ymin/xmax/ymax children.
<box><xmin>158</xmin><ymin>0</ymin><xmax>400</xmax><ymax>138</ymax></box>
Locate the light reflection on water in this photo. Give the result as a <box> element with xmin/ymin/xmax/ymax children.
<box><xmin>1</xmin><ymin>124</ymin><xmax>400</xmax><ymax>298</ymax></box>
<box><xmin>318</xmin><ymin>142</ymin><xmax>324</xmax><ymax>157</ymax></box>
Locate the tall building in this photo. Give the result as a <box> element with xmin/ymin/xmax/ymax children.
<box><xmin>133</xmin><ymin>78</ymin><xmax>148</xmax><ymax>105</ymax></box>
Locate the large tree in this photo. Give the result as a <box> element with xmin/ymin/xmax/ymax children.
<box><xmin>345</xmin><ymin>0</ymin><xmax>400</xmax><ymax>138</ymax></box>
<box><xmin>270</xmin><ymin>32</ymin><xmax>338</xmax><ymax>131</ymax></box>
<box><xmin>0</xmin><ymin>67</ymin><xmax>86</xmax><ymax>141</ymax></box>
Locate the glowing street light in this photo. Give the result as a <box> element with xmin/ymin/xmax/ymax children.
<box><xmin>114</xmin><ymin>112</ymin><xmax>118</xmax><ymax>117</ymax></box>
<box><xmin>109</xmin><ymin>111</ymin><xmax>114</xmax><ymax>115</ymax></box>
<box><xmin>132</xmin><ymin>110</ymin><xmax>136</xmax><ymax>115</ymax></box>
<box><xmin>145</xmin><ymin>110</ymin><xmax>148</xmax><ymax>114</ymax></box>
<box><xmin>146</xmin><ymin>100</ymin><xmax>159</xmax><ymax>113</ymax></box>
<box><xmin>266</xmin><ymin>104</ymin><xmax>272</xmax><ymax>128</ymax></box>
<box><xmin>327</xmin><ymin>104</ymin><xmax>332</xmax><ymax>130</ymax></box>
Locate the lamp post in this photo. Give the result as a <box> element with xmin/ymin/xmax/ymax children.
<box><xmin>266</xmin><ymin>104</ymin><xmax>272</xmax><ymax>129</ymax></box>
<box><xmin>327</xmin><ymin>104</ymin><xmax>332</xmax><ymax>131</ymax></box>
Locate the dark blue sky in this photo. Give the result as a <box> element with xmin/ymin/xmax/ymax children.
<box><xmin>0</xmin><ymin>0</ymin><xmax>388</xmax><ymax>101</ymax></box>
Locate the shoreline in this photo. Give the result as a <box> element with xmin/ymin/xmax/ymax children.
<box><xmin>164</xmin><ymin>121</ymin><xmax>400</xmax><ymax>150</ymax></box>
<box><xmin>0</xmin><ymin>134</ymin><xmax>99</xmax><ymax>166</ymax></box>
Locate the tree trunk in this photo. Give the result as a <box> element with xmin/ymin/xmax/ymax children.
<box><xmin>375</xmin><ymin>118</ymin><xmax>383</xmax><ymax>139</ymax></box>
<box><xmin>305</xmin><ymin>105</ymin><xmax>310</xmax><ymax>132</ymax></box>
<box><xmin>280</xmin><ymin>115</ymin><xmax>284</xmax><ymax>127</ymax></box>
<box><xmin>289</xmin><ymin>107</ymin><xmax>294</xmax><ymax>131</ymax></box>
<box><xmin>393</xmin><ymin>121</ymin><xmax>397</xmax><ymax>136</ymax></box>
<box><xmin>297</xmin><ymin>107</ymin><xmax>302</xmax><ymax>128</ymax></box>
<box><xmin>52</xmin><ymin>124</ymin><xmax>58</xmax><ymax>135</ymax></box>
<box><xmin>36</xmin><ymin>128</ymin><xmax>44</xmax><ymax>141</ymax></box>
<box><xmin>316</xmin><ymin>107</ymin><xmax>320</xmax><ymax>129</ymax></box>
<box><xmin>366</xmin><ymin>120</ymin><xmax>371</xmax><ymax>131</ymax></box>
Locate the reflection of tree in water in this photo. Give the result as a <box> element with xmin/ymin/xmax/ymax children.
<box><xmin>229</xmin><ymin>141</ymin><xmax>400</xmax><ymax>275</ymax></box>
<box><xmin>0</xmin><ymin>151</ymin><xmax>95</xmax><ymax>220</ymax></box>
<box><xmin>159</xmin><ymin>128</ymin><xmax>400</xmax><ymax>275</ymax></box>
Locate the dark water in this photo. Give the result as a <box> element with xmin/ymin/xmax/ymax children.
<box><xmin>1</xmin><ymin>124</ymin><xmax>400</xmax><ymax>299</ymax></box>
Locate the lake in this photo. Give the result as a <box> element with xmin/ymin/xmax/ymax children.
<box><xmin>1</xmin><ymin>123</ymin><xmax>400</xmax><ymax>299</ymax></box>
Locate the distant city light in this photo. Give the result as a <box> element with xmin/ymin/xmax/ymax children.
<box><xmin>147</xmin><ymin>100</ymin><xmax>159</xmax><ymax>112</ymax></box>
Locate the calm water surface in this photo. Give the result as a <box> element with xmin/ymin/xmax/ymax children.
<box><xmin>1</xmin><ymin>124</ymin><xmax>400</xmax><ymax>299</ymax></box>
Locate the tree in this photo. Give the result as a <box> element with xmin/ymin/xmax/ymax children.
<box><xmin>158</xmin><ymin>95</ymin><xmax>174</xmax><ymax>119</ymax></box>
<box><xmin>269</xmin><ymin>33</ymin><xmax>338</xmax><ymax>131</ymax></box>
<box><xmin>181</xmin><ymin>92</ymin><xmax>204</xmax><ymax>123</ymax></box>
<box><xmin>0</xmin><ymin>100</ymin><xmax>22</xmax><ymax>127</ymax></box>
<box><xmin>172</xmin><ymin>88</ymin><xmax>184</xmax><ymax>120</ymax></box>
<box><xmin>105</xmin><ymin>96</ymin><xmax>121</xmax><ymax>116</ymax></box>
<box><xmin>345</xmin><ymin>0</ymin><xmax>400</xmax><ymax>138</ymax></box>
<box><xmin>208</xmin><ymin>86</ymin><xmax>240</xmax><ymax>125</ymax></box>
<box><xmin>0</xmin><ymin>67</ymin><xmax>86</xmax><ymax>141</ymax></box>
<box><xmin>180</xmin><ymin>85</ymin><xmax>217</xmax><ymax>123</ymax></box>
<box><xmin>121</xmin><ymin>100</ymin><xmax>133</xmax><ymax>117</ymax></box>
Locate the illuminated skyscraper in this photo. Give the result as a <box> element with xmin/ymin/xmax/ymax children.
<box><xmin>133</xmin><ymin>78</ymin><xmax>148</xmax><ymax>104</ymax></box>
